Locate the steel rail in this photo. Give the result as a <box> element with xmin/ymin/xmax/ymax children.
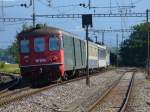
<box><xmin>0</xmin><ymin>68</ymin><xmax>113</xmax><ymax>107</ymax></box>
<box><xmin>87</xmin><ymin>70</ymin><xmax>136</xmax><ymax>112</ymax></box>
<box><xmin>0</xmin><ymin>77</ymin><xmax>20</xmax><ymax>95</ymax></box>
<box><xmin>118</xmin><ymin>71</ymin><xmax>135</xmax><ymax>112</ymax></box>
<box><xmin>0</xmin><ymin>72</ymin><xmax>20</xmax><ymax>92</ymax></box>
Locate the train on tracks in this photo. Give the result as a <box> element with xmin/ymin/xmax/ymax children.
<box><xmin>17</xmin><ymin>26</ymin><xmax>110</xmax><ymax>82</ymax></box>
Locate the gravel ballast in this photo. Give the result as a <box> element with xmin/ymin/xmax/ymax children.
<box><xmin>0</xmin><ymin>70</ymin><xmax>124</xmax><ymax>112</ymax></box>
<box><xmin>126</xmin><ymin>71</ymin><xmax>150</xmax><ymax>112</ymax></box>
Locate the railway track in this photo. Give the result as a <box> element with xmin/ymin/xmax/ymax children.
<box><xmin>0</xmin><ymin>77</ymin><xmax>20</xmax><ymax>95</ymax></box>
<box><xmin>87</xmin><ymin>69</ymin><xmax>136</xmax><ymax>112</ymax></box>
<box><xmin>0</xmin><ymin>73</ymin><xmax>29</xmax><ymax>104</ymax></box>
<box><xmin>0</xmin><ymin>68</ymin><xmax>113</xmax><ymax>107</ymax></box>
<box><xmin>0</xmin><ymin>72</ymin><xmax>20</xmax><ymax>91</ymax></box>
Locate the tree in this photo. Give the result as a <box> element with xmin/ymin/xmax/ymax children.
<box><xmin>7</xmin><ymin>39</ymin><xmax>19</xmax><ymax>63</ymax></box>
<box><xmin>5</xmin><ymin>23</ymin><xmax>30</xmax><ymax>63</ymax></box>
<box><xmin>120</xmin><ymin>23</ymin><xmax>150</xmax><ymax>67</ymax></box>
<box><xmin>11</xmin><ymin>23</ymin><xmax>48</xmax><ymax>63</ymax></box>
<box><xmin>110</xmin><ymin>52</ymin><xmax>117</xmax><ymax>65</ymax></box>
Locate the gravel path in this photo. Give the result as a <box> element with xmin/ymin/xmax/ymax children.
<box><xmin>0</xmin><ymin>70</ymin><xmax>123</xmax><ymax>112</ymax></box>
<box><xmin>126</xmin><ymin>71</ymin><xmax>150</xmax><ymax>112</ymax></box>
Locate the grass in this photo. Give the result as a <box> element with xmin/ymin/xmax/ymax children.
<box><xmin>0</xmin><ymin>62</ymin><xmax>20</xmax><ymax>74</ymax></box>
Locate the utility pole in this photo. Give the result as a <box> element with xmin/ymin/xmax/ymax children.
<box><xmin>146</xmin><ymin>9</ymin><xmax>149</xmax><ymax>23</ymax></box>
<box><xmin>116</xmin><ymin>33</ymin><xmax>119</xmax><ymax>67</ymax></box>
<box><xmin>32</xmin><ymin>0</ymin><xmax>35</xmax><ymax>27</ymax></box>
<box><xmin>1</xmin><ymin>0</ymin><xmax>4</xmax><ymax>18</ymax></box>
<box><xmin>122</xmin><ymin>32</ymin><xmax>124</xmax><ymax>42</ymax></box>
<box><xmin>146</xmin><ymin>9</ymin><xmax>150</xmax><ymax>78</ymax></box>
<box><xmin>86</xmin><ymin>25</ymin><xmax>90</xmax><ymax>85</ymax></box>
<box><xmin>89</xmin><ymin>0</ymin><xmax>91</xmax><ymax>9</ymax></box>
<box><xmin>95</xmin><ymin>35</ymin><xmax>98</xmax><ymax>43</ymax></box>
<box><xmin>102</xmin><ymin>32</ymin><xmax>104</xmax><ymax>45</ymax></box>
<box><xmin>109</xmin><ymin>0</ymin><xmax>112</xmax><ymax>14</ymax></box>
<box><xmin>148</xmin><ymin>31</ymin><xmax>150</xmax><ymax>78</ymax></box>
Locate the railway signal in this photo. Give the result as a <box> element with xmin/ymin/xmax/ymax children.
<box><xmin>82</xmin><ymin>14</ymin><xmax>93</xmax><ymax>86</ymax></box>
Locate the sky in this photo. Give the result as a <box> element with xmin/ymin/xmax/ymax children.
<box><xmin>0</xmin><ymin>0</ymin><xmax>150</xmax><ymax>48</ymax></box>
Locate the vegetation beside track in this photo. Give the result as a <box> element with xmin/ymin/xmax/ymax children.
<box><xmin>0</xmin><ymin>62</ymin><xmax>20</xmax><ymax>74</ymax></box>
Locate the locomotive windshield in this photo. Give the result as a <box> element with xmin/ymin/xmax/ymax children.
<box><xmin>49</xmin><ymin>35</ymin><xmax>62</xmax><ymax>51</ymax></box>
<box><xmin>34</xmin><ymin>38</ymin><xmax>45</xmax><ymax>52</ymax></box>
<box><xmin>20</xmin><ymin>40</ymin><xmax>30</xmax><ymax>53</ymax></box>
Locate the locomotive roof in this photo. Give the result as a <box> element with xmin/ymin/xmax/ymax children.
<box><xmin>18</xmin><ymin>26</ymin><xmax>81</xmax><ymax>38</ymax></box>
<box><xmin>18</xmin><ymin>26</ymin><xmax>106</xmax><ymax>48</ymax></box>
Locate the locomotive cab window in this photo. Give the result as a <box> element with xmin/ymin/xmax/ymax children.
<box><xmin>34</xmin><ymin>38</ymin><xmax>45</xmax><ymax>52</ymax></box>
<box><xmin>20</xmin><ymin>40</ymin><xmax>29</xmax><ymax>53</ymax></box>
<box><xmin>49</xmin><ymin>35</ymin><xmax>62</xmax><ymax>51</ymax></box>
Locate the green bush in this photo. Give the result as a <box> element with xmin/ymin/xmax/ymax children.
<box><xmin>0</xmin><ymin>62</ymin><xmax>5</xmax><ymax>68</ymax></box>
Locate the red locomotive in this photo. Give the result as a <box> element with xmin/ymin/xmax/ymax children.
<box><xmin>18</xmin><ymin>27</ymin><xmax>65</xmax><ymax>81</ymax></box>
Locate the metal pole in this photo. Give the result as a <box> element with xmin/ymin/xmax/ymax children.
<box><xmin>146</xmin><ymin>9</ymin><xmax>150</xmax><ymax>78</ymax></box>
<box><xmin>146</xmin><ymin>9</ymin><xmax>149</xmax><ymax>23</ymax></box>
<box><xmin>32</xmin><ymin>0</ymin><xmax>35</xmax><ymax>27</ymax></box>
<box><xmin>89</xmin><ymin>0</ymin><xmax>91</xmax><ymax>9</ymax></box>
<box><xmin>148</xmin><ymin>31</ymin><xmax>150</xmax><ymax>78</ymax></box>
<box><xmin>116</xmin><ymin>33</ymin><xmax>119</xmax><ymax>67</ymax></box>
<box><xmin>95</xmin><ymin>35</ymin><xmax>97</xmax><ymax>43</ymax></box>
<box><xmin>86</xmin><ymin>25</ymin><xmax>90</xmax><ymax>86</ymax></box>
<box><xmin>102</xmin><ymin>32</ymin><xmax>104</xmax><ymax>45</ymax></box>
<box><xmin>109</xmin><ymin>0</ymin><xmax>112</xmax><ymax>14</ymax></box>
<box><xmin>122</xmin><ymin>32</ymin><xmax>124</xmax><ymax>42</ymax></box>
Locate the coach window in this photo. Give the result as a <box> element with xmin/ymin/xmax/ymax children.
<box><xmin>49</xmin><ymin>35</ymin><xmax>61</xmax><ymax>51</ymax></box>
<box><xmin>20</xmin><ymin>40</ymin><xmax>29</xmax><ymax>53</ymax></box>
<box><xmin>34</xmin><ymin>38</ymin><xmax>45</xmax><ymax>52</ymax></box>
<box><xmin>103</xmin><ymin>50</ymin><xmax>106</xmax><ymax>58</ymax></box>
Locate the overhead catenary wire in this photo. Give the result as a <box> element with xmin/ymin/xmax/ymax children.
<box><xmin>37</xmin><ymin>0</ymin><xmax>48</xmax><ymax>6</ymax></box>
<box><xmin>2</xmin><ymin>21</ymin><xmax>30</xmax><ymax>26</ymax></box>
<box><xmin>115</xmin><ymin>0</ymin><xmax>133</xmax><ymax>41</ymax></box>
<box><xmin>1</xmin><ymin>0</ymin><xmax>4</xmax><ymax>17</ymax></box>
<box><xmin>35</xmin><ymin>12</ymin><xmax>147</xmax><ymax>19</ymax></box>
<box><xmin>0</xmin><ymin>18</ymin><xmax>33</xmax><ymax>23</ymax></box>
<box><xmin>0</xmin><ymin>0</ymin><xmax>32</xmax><ymax>8</ymax></box>
<box><xmin>0</xmin><ymin>4</ymin><xmax>21</xmax><ymax>8</ymax></box>
<box><xmin>0</xmin><ymin>0</ymin><xmax>147</xmax><ymax>51</ymax></box>
<box><xmin>37</xmin><ymin>0</ymin><xmax>68</xmax><ymax>18</ymax></box>
<box><xmin>132</xmin><ymin>0</ymin><xmax>144</xmax><ymax>5</ymax></box>
<box><xmin>37</xmin><ymin>0</ymin><xmax>80</xmax><ymax>8</ymax></box>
